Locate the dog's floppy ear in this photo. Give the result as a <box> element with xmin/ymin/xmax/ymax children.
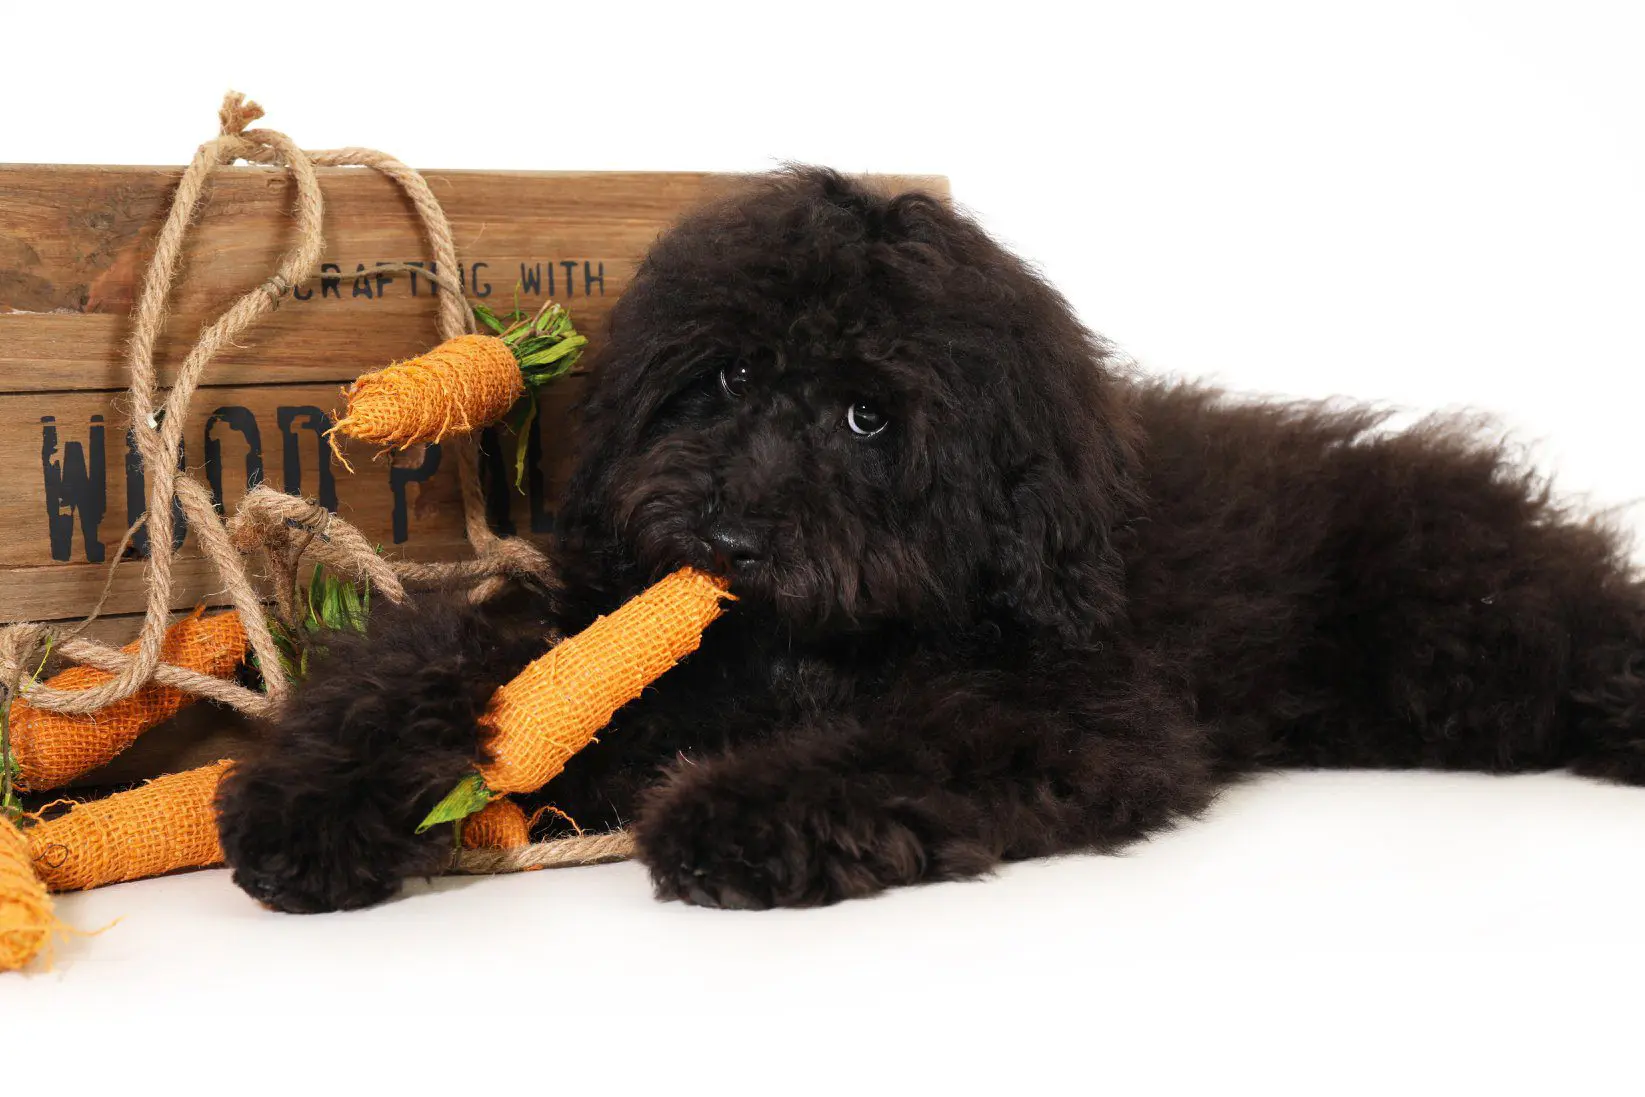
<box><xmin>976</xmin><ymin>376</ymin><xmax>1138</xmax><ymax>648</ymax></box>
<box><xmin>949</xmin><ymin>270</ymin><xmax>1141</xmax><ymax>648</ymax></box>
<box><xmin>869</xmin><ymin>184</ymin><xmax>1142</xmax><ymax>647</ymax></box>
<box><xmin>550</xmin><ymin>291</ymin><xmax>668</xmax><ymax>591</ymax></box>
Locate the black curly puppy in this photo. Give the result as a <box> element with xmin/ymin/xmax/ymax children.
<box><xmin>217</xmin><ymin>167</ymin><xmax>1645</xmax><ymax>912</ymax></box>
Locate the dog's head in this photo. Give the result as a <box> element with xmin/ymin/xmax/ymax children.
<box><xmin>557</xmin><ymin>168</ymin><xmax>1137</xmax><ymax>646</ymax></box>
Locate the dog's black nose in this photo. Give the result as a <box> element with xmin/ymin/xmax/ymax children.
<box><xmin>706</xmin><ymin>523</ymin><xmax>766</xmax><ymax>568</ymax></box>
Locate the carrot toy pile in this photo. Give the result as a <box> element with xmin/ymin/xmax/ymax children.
<box><xmin>0</xmin><ymin>301</ymin><xmax>627</xmax><ymax>976</ymax></box>
<box><xmin>0</xmin><ymin>92</ymin><xmax>674</xmax><ymax>976</ymax></box>
<box><xmin>1</xmin><ymin>609</ymin><xmax>248</xmax><ymax>973</ymax></box>
<box><xmin>1</xmin><ymin>570</ymin><xmax>734</xmax><ymax>973</ymax></box>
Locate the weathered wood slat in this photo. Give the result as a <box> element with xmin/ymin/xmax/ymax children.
<box><xmin>0</xmin><ymin>377</ymin><xmax>583</xmax><ymax>611</ymax></box>
<box><xmin>0</xmin><ymin>167</ymin><xmax>949</xmax><ymax>393</ymax></box>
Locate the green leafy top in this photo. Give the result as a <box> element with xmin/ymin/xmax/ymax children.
<box><xmin>473</xmin><ymin>299</ymin><xmax>588</xmax><ymax>387</ymax></box>
<box><xmin>1</xmin><ymin>709</ymin><xmax>22</xmax><ymax>824</ymax></box>
<box><xmin>415</xmin><ymin>771</ymin><xmax>494</xmax><ymax>833</ymax></box>
<box><xmin>474</xmin><ymin>299</ymin><xmax>587</xmax><ymax>491</ymax></box>
<box><xmin>268</xmin><ymin>563</ymin><xmax>372</xmax><ymax>682</ymax></box>
<box><xmin>1</xmin><ymin>636</ymin><xmax>52</xmax><ymax>823</ymax></box>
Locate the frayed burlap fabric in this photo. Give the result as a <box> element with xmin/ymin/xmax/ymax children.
<box><xmin>479</xmin><ymin>568</ymin><xmax>732</xmax><ymax>795</ymax></box>
<box><xmin>0</xmin><ymin>816</ymin><xmax>54</xmax><ymax>971</ymax></box>
<box><xmin>333</xmin><ymin>333</ymin><xmax>524</xmax><ymax>450</ymax></box>
<box><xmin>27</xmin><ymin>760</ymin><xmax>232</xmax><ymax>892</ymax></box>
<box><xmin>462</xmin><ymin>797</ymin><xmax>532</xmax><ymax>850</ymax></box>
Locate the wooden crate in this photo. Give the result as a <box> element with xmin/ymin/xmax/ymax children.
<box><xmin>0</xmin><ymin>166</ymin><xmax>949</xmax><ymax>641</ymax></box>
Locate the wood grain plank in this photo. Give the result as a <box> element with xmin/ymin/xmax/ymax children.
<box><xmin>0</xmin><ymin>376</ymin><xmax>582</xmax><ymax>610</ymax></box>
<box><xmin>0</xmin><ymin>167</ymin><xmax>950</xmax><ymax>392</ymax></box>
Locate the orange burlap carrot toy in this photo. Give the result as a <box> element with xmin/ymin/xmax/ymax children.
<box><xmin>8</xmin><ymin>610</ymin><xmax>247</xmax><ymax>791</ymax></box>
<box><xmin>330</xmin><ymin>301</ymin><xmax>585</xmax><ymax>458</ymax></box>
<box><xmin>0</xmin><ymin>815</ymin><xmax>52</xmax><ymax>972</ymax></box>
<box><xmin>462</xmin><ymin>797</ymin><xmax>533</xmax><ymax>851</ymax></box>
<box><xmin>0</xmin><ymin>760</ymin><xmax>232</xmax><ymax>972</ymax></box>
<box><xmin>420</xmin><ymin>567</ymin><xmax>732</xmax><ymax>831</ymax></box>
<box><xmin>26</xmin><ymin>760</ymin><xmax>231</xmax><ymax>892</ymax></box>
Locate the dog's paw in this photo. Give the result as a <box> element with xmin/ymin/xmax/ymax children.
<box><xmin>215</xmin><ymin>761</ymin><xmax>444</xmax><ymax>914</ymax></box>
<box><xmin>632</xmin><ymin>759</ymin><xmax>930</xmax><ymax>909</ymax></box>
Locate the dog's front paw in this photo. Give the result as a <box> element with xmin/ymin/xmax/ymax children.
<box><xmin>215</xmin><ymin>760</ymin><xmax>445</xmax><ymax>914</ymax></box>
<box><xmin>633</xmin><ymin>759</ymin><xmax>930</xmax><ymax>909</ymax></box>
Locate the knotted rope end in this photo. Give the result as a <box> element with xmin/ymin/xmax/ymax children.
<box><xmin>218</xmin><ymin>92</ymin><xmax>265</xmax><ymax>138</ymax></box>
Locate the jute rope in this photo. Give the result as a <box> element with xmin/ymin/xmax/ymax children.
<box><xmin>450</xmin><ymin>829</ymin><xmax>635</xmax><ymax>873</ymax></box>
<box><xmin>227</xmin><ymin>489</ymin><xmax>410</xmax><ymax>609</ymax></box>
<box><xmin>0</xmin><ymin>92</ymin><xmax>624</xmax><ymax>875</ymax></box>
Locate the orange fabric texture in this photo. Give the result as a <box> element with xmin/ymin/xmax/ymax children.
<box><xmin>0</xmin><ymin>816</ymin><xmax>53</xmax><ymax>972</ymax></box>
<box><xmin>332</xmin><ymin>333</ymin><xmax>523</xmax><ymax>449</ymax></box>
<box><xmin>461</xmin><ymin>796</ymin><xmax>531</xmax><ymax>850</ymax></box>
<box><xmin>26</xmin><ymin>760</ymin><xmax>232</xmax><ymax>892</ymax></box>
<box><xmin>11</xmin><ymin>609</ymin><xmax>248</xmax><ymax>791</ymax></box>
<box><xmin>479</xmin><ymin>568</ymin><xmax>731</xmax><ymax>795</ymax></box>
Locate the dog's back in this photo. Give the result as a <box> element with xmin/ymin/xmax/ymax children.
<box><xmin>1123</xmin><ymin>378</ymin><xmax>1645</xmax><ymax>780</ymax></box>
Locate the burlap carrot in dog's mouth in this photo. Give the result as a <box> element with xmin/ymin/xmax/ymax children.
<box><xmin>417</xmin><ymin>567</ymin><xmax>733</xmax><ymax>833</ymax></box>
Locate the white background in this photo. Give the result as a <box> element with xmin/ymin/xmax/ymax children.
<box><xmin>3</xmin><ymin>1</ymin><xmax>1643</xmax><ymax>1090</ymax></box>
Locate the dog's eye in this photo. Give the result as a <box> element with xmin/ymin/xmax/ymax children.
<box><xmin>719</xmin><ymin>363</ymin><xmax>751</xmax><ymax>400</ymax></box>
<box><xmin>846</xmin><ymin>402</ymin><xmax>888</xmax><ymax>437</ymax></box>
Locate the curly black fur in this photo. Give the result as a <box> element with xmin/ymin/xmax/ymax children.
<box><xmin>217</xmin><ymin>167</ymin><xmax>1645</xmax><ymax>912</ymax></box>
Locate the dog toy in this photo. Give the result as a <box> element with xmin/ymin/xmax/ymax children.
<box><xmin>8</xmin><ymin>610</ymin><xmax>247</xmax><ymax>791</ymax></box>
<box><xmin>0</xmin><ymin>573</ymin><xmax>357</xmax><ymax>972</ymax></box>
<box><xmin>0</xmin><ymin>816</ymin><xmax>51</xmax><ymax>971</ymax></box>
<box><xmin>459</xmin><ymin>797</ymin><xmax>558</xmax><ymax>872</ymax></box>
<box><xmin>420</xmin><ymin>567</ymin><xmax>733</xmax><ymax>831</ymax></box>
<box><xmin>25</xmin><ymin>759</ymin><xmax>232</xmax><ymax>892</ymax></box>
<box><xmin>462</xmin><ymin>797</ymin><xmax>532</xmax><ymax>850</ymax></box>
<box><xmin>330</xmin><ymin>301</ymin><xmax>586</xmax><ymax>476</ymax></box>
<box><xmin>0</xmin><ymin>759</ymin><xmax>232</xmax><ymax>971</ymax></box>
